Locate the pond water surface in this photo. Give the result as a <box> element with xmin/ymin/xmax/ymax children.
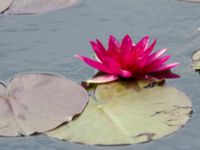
<box><xmin>0</xmin><ymin>0</ymin><xmax>200</xmax><ymax>149</ymax></box>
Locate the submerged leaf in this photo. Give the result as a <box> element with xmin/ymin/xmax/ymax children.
<box><xmin>0</xmin><ymin>0</ymin><xmax>13</xmax><ymax>13</ymax></box>
<box><xmin>4</xmin><ymin>0</ymin><xmax>79</xmax><ymax>15</ymax></box>
<box><xmin>0</xmin><ymin>73</ymin><xmax>88</xmax><ymax>136</ymax></box>
<box><xmin>47</xmin><ymin>80</ymin><xmax>192</xmax><ymax>145</ymax></box>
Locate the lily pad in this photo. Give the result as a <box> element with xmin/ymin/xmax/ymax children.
<box><xmin>0</xmin><ymin>73</ymin><xmax>88</xmax><ymax>136</ymax></box>
<box><xmin>191</xmin><ymin>49</ymin><xmax>200</xmax><ymax>71</ymax></box>
<box><xmin>0</xmin><ymin>0</ymin><xmax>13</xmax><ymax>13</ymax></box>
<box><xmin>47</xmin><ymin>80</ymin><xmax>192</xmax><ymax>145</ymax></box>
<box><xmin>4</xmin><ymin>0</ymin><xmax>79</xmax><ymax>15</ymax></box>
<box><xmin>178</xmin><ymin>0</ymin><xmax>200</xmax><ymax>2</ymax></box>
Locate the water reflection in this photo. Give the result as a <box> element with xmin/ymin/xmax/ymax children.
<box><xmin>0</xmin><ymin>0</ymin><xmax>200</xmax><ymax>149</ymax></box>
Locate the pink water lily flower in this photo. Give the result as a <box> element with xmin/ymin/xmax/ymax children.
<box><xmin>75</xmin><ymin>35</ymin><xmax>179</xmax><ymax>83</ymax></box>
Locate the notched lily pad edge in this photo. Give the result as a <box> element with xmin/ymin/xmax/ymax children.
<box><xmin>94</xmin><ymin>83</ymin><xmax>193</xmax><ymax>146</ymax></box>
<box><xmin>46</xmin><ymin>81</ymin><xmax>193</xmax><ymax>146</ymax></box>
<box><xmin>46</xmin><ymin>108</ymin><xmax>193</xmax><ymax>146</ymax></box>
<box><xmin>0</xmin><ymin>71</ymin><xmax>89</xmax><ymax>137</ymax></box>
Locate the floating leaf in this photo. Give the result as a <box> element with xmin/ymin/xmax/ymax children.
<box><xmin>178</xmin><ymin>0</ymin><xmax>200</xmax><ymax>2</ymax></box>
<box><xmin>191</xmin><ymin>49</ymin><xmax>200</xmax><ymax>71</ymax></box>
<box><xmin>47</xmin><ymin>80</ymin><xmax>192</xmax><ymax>145</ymax></box>
<box><xmin>0</xmin><ymin>0</ymin><xmax>13</xmax><ymax>13</ymax></box>
<box><xmin>4</xmin><ymin>0</ymin><xmax>79</xmax><ymax>15</ymax></box>
<box><xmin>192</xmin><ymin>49</ymin><xmax>200</xmax><ymax>61</ymax></box>
<box><xmin>0</xmin><ymin>83</ymin><xmax>22</xmax><ymax>136</ymax></box>
<box><xmin>0</xmin><ymin>73</ymin><xmax>88</xmax><ymax>136</ymax></box>
<box><xmin>191</xmin><ymin>61</ymin><xmax>200</xmax><ymax>71</ymax></box>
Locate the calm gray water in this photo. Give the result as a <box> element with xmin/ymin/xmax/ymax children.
<box><xmin>0</xmin><ymin>0</ymin><xmax>200</xmax><ymax>149</ymax></box>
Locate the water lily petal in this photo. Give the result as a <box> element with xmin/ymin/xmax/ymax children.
<box><xmin>153</xmin><ymin>55</ymin><xmax>171</xmax><ymax>66</ymax></box>
<box><xmin>151</xmin><ymin>63</ymin><xmax>180</xmax><ymax>72</ymax></box>
<box><xmin>121</xmin><ymin>35</ymin><xmax>133</xmax><ymax>66</ymax></box>
<box><xmin>86</xmin><ymin>75</ymin><xmax>119</xmax><ymax>83</ymax></box>
<box><xmin>143</xmin><ymin>55</ymin><xmax>171</xmax><ymax>73</ymax></box>
<box><xmin>136</xmin><ymin>36</ymin><xmax>149</xmax><ymax>54</ymax></box>
<box><xmin>131</xmin><ymin>36</ymin><xmax>149</xmax><ymax>70</ymax></box>
<box><xmin>75</xmin><ymin>55</ymin><xmax>111</xmax><ymax>74</ymax></box>
<box><xmin>120</xmin><ymin>69</ymin><xmax>132</xmax><ymax>78</ymax></box>
<box><xmin>107</xmin><ymin>35</ymin><xmax>121</xmax><ymax>62</ymax></box>
<box><xmin>152</xmin><ymin>71</ymin><xmax>180</xmax><ymax>79</ymax></box>
<box><xmin>90</xmin><ymin>41</ymin><xmax>106</xmax><ymax>63</ymax></box>
<box><xmin>101</xmin><ymin>57</ymin><xmax>131</xmax><ymax>77</ymax></box>
<box><xmin>144</xmin><ymin>39</ymin><xmax>157</xmax><ymax>56</ymax></box>
<box><xmin>76</xmin><ymin>35</ymin><xmax>179</xmax><ymax>81</ymax></box>
<box><xmin>120</xmin><ymin>35</ymin><xmax>132</xmax><ymax>50</ymax></box>
<box><xmin>108</xmin><ymin>35</ymin><xmax>120</xmax><ymax>51</ymax></box>
<box><xmin>145</xmin><ymin>48</ymin><xmax>167</xmax><ymax>65</ymax></box>
<box><xmin>138</xmin><ymin>39</ymin><xmax>157</xmax><ymax>68</ymax></box>
<box><xmin>153</xmin><ymin>48</ymin><xmax>167</xmax><ymax>58</ymax></box>
<box><xmin>96</xmin><ymin>39</ymin><xmax>107</xmax><ymax>54</ymax></box>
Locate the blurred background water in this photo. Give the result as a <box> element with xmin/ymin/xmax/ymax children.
<box><xmin>0</xmin><ymin>0</ymin><xmax>200</xmax><ymax>149</ymax></box>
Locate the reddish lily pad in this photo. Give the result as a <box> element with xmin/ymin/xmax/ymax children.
<box><xmin>4</xmin><ymin>0</ymin><xmax>79</xmax><ymax>15</ymax></box>
<box><xmin>0</xmin><ymin>73</ymin><xmax>88</xmax><ymax>136</ymax></box>
<box><xmin>0</xmin><ymin>0</ymin><xmax>13</xmax><ymax>13</ymax></box>
<box><xmin>47</xmin><ymin>80</ymin><xmax>192</xmax><ymax>145</ymax></box>
<box><xmin>0</xmin><ymin>83</ymin><xmax>22</xmax><ymax>136</ymax></box>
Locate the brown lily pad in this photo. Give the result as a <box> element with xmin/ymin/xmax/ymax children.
<box><xmin>0</xmin><ymin>73</ymin><xmax>88</xmax><ymax>136</ymax></box>
<box><xmin>4</xmin><ymin>0</ymin><xmax>80</xmax><ymax>15</ymax></box>
<box><xmin>0</xmin><ymin>0</ymin><xmax>13</xmax><ymax>13</ymax></box>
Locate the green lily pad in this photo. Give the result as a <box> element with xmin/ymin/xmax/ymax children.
<box><xmin>47</xmin><ymin>80</ymin><xmax>192</xmax><ymax>145</ymax></box>
<box><xmin>191</xmin><ymin>61</ymin><xmax>200</xmax><ymax>71</ymax></box>
<box><xmin>0</xmin><ymin>0</ymin><xmax>13</xmax><ymax>13</ymax></box>
<box><xmin>0</xmin><ymin>73</ymin><xmax>88</xmax><ymax>136</ymax></box>
<box><xmin>191</xmin><ymin>49</ymin><xmax>200</xmax><ymax>71</ymax></box>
